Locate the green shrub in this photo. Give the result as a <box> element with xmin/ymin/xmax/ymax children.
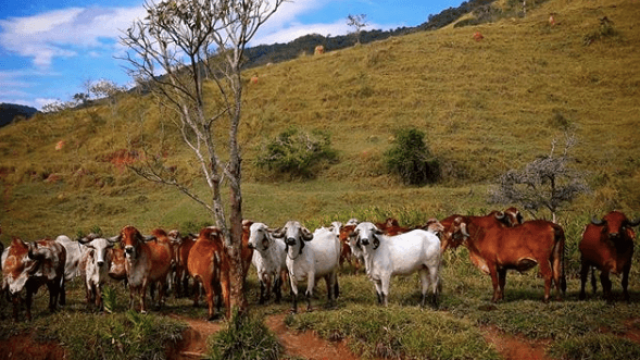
<box><xmin>383</xmin><ymin>127</ymin><xmax>440</xmax><ymax>185</ymax></box>
<box><xmin>206</xmin><ymin>311</ymin><xmax>281</xmax><ymax>360</ymax></box>
<box><xmin>256</xmin><ymin>127</ymin><xmax>338</xmax><ymax>179</ymax></box>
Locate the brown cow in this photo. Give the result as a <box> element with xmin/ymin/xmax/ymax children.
<box><xmin>442</xmin><ymin>217</ymin><xmax>565</xmax><ymax>302</ymax></box>
<box><xmin>116</xmin><ymin>225</ymin><xmax>172</xmax><ymax>313</ymax></box>
<box><xmin>375</xmin><ymin>218</ymin><xmax>413</xmax><ymax>236</ymax></box>
<box><xmin>168</xmin><ymin>230</ymin><xmax>196</xmax><ymax>298</ymax></box>
<box><xmin>579</xmin><ymin>211</ymin><xmax>640</xmax><ymax>302</ymax></box>
<box><xmin>241</xmin><ymin>220</ymin><xmax>255</xmax><ymax>279</ymax></box>
<box><xmin>187</xmin><ymin>226</ymin><xmax>230</xmax><ymax>320</ymax></box>
<box><xmin>439</xmin><ymin>209</ymin><xmax>523</xmax><ymax>252</ymax></box>
<box><xmin>108</xmin><ymin>247</ymin><xmax>127</xmax><ymax>284</ymax></box>
<box><xmin>338</xmin><ymin>223</ymin><xmax>364</xmax><ymax>272</ymax></box>
<box><xmin>2</xmin><ymin>237</ymin><xmax>66</xmax><ymax>321</ymax></box>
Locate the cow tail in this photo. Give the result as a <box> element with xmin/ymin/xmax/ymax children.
<box><xmin>555</xmin><ymin>224</ymin><xmax>567</xmax><ymax>295</ymax></box>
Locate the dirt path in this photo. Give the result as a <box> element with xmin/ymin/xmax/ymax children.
<box><xmin>169</xmin><ymin>313</ymin><xmax>559</xmax><ymax>360</ymax></box>
<box><xmin>481</xmin><ymin>326</ymin><xmax>554</xmax><ymax>360</ymax></box>
<box><xmin>265</xmin><ymin>314</ymin><xmax>361</xmax><ymax>360</ymax></box>
<box><xmin>167</xmin><ymin>315</ymin><xmax>224</xmax><ymax>359</ymax></box>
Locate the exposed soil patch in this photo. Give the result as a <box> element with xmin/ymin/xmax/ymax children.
<box><xmin>481</xmin><ymin>325</ymin><xmax>554</xmax><ymax>360</ymax></box>
<box><xmin>167</xmin><ymin>315</ymin><xmax>224</xmax><ymax>360</ymax></box>
<box><xmin>0</xmin><ymin>334</ymin><xmax>66</xmax><ymax>360</ymax></box>
<box><xmin>265</xmin><ymin>313</ymin><xmax>361</xmax><ymax>360</ymax></box>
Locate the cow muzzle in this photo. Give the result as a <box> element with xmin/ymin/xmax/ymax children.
<box><xmin>361</xmin><ymin>238</ymin><xmax>370</xmax><ymax>246</ymax></box>
<box><xmin>124</xmin><ymin>246</ymin><xmax>136</xmax><ymax>259</ymax></box>
<box><xmin>286</xmin><ymin>237</ymin><xmax>297</xmax><ymax>246</ymax></box>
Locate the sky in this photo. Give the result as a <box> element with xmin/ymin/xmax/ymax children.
<box><xmin>0</xmin><ymin>0</ymin><xmax>461</xmax><ymax>110</ymax></box>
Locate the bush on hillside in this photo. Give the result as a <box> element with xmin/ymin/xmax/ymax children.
<box><xmin>256</xmin><ymin>127</ymin><xmax>338</xmax><ymax>179</ymax></box>
<box><xmin>384</xmin><ymin>128</ymin><xmax>440</xmax><ymax>186</ymax></box>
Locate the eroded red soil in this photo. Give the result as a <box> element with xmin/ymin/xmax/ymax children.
<box><xmin>481</xmin><ymin>325</ymin><xmax>554</xmax><ymax>360</ymax></box>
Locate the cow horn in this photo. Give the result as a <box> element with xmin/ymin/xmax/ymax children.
<box><xmin>78</xmin><ymin>235</ymin><xmax>92</xmax><ymax>244</ymax></box>
<box><xmin>494</xmin><ymin>211</ymin><xmax>505</xmax><ymax>220</ymax></box>
<box><xmin>460</xmin><ymin>223</ymin><xmax>471</xmax><ymax>238</ymax></box>
<box><xmin>106</xmin><ymin>235</ymin><xmax>120</xmax><ymax>245</ymax></box>
<box><xmin>591</xmin><ymin>217</ymin><xmax>605</xmax><ymax>226</ymax></box>
<box><xmin>301</xmin><ymin>227</ymin><xmax>314</xmax><ymax>241</ymax></box>
<box><xmin>627</xmin><ymin>218</ymin><xmax>640</xmax><ymax>227</ymax></box>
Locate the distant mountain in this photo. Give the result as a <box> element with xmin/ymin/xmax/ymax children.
<box><xmin>0</xmin><ymin>103</ymin><xmax>38</xmax><ymax>128</ymax></box>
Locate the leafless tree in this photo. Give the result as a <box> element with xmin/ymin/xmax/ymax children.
<box><xmin>347</xmin><ymin>13</ymin><xmax>367</xmax><ymax>44</ymax></box>
<box><xmin>489</xmin><ymin>134</ymin><xmax>590</xmax><ymax>223</ymax></box>
<box><xmin>120</xmin><ymin>0</ymin><xmax>286</xmax><ymax>316</ymax></box>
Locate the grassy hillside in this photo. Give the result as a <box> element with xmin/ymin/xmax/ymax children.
<box><xmin>1</xmin><ymin>0</ymin><xmax>639</xmax><ymax>240</ymax></box>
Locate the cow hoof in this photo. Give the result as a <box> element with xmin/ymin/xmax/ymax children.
<box><xmin>289</xmin><ymin>309</ymin><xmax>297</xmax><ymax>314</ymax></box>
<box><xmin>140</xmin><ymin>310</ymin><xmax>147</xmax><ymax>314</ymax></box>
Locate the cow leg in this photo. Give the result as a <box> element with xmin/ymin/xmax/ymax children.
<box><xmin>201</xmin><ymin>281</ymin><xmax>215</xmax><ymax>320</ymax></box>
<box><xmin>274</xmin><ymin>276</ymin><xmax>282</xmax><ymax>304</ymax></box>
<box><xmin>590</xmin><ymin>267</ymin><xmax>597</xmax><ymax>295</ymax></box>
<box><xmin>140</xmin><ymin>281</ymin><xmax>148</xmax><ymax>313</ymax></box>
<box><xmin>579</xmin><ymin>260</ymin><xmax>590</xmax><ymax>300</ymax></box>
<box><xmin>374</xmin><ymin>280</ymin><xmax>383</xmax><ymax>305</ymax></box>
<box><xmin>498</xmin><ymin>268</ymin><xmax>507</xmax><ymax>302</ymax></box>
<box><xmin>259</xmin><ymin>280</ymin><xmax>267</xmax><ymax>305</ymax></box>
<box><xmin>539</xmin><ymin>260</ymin><xmax>553</xmax><ymax>303</ymax></box>
<box><xmin>600</xmin><ymin>271</ymin><xmax>613</xmax><ymax>303</ymax></box>
<box><xmin>11</xmin><ymin>295</ymin><xmax>22</xmax><ymax>322</ymax></box>
<box><xmin>333</xmin><ymin>272</ymin><xmax>340</xmax><ymax>300</ymax></box>
<box><xmin>128</xmin><ymin>284</ymin><xmax>136</xmax><ymax>310</ymax></box>
<box><xmin>427</xmin><ymin>265</ymin><xmax>440</xmax><ymax>308</ymax></box>
<box><xmin>381</xmin><ymin>276</ymin><xmax>391</xmax><ymax>307</ymax></box>
<box><xmin>289</xmin><ymin>275</ymin><xmax>299</xmax><ymax>314</ymax></box>
<box><xmin>488</xmin><ymin>265</ymin><xmax>501</xmax><ymax>303</ymax></box>
<box><xmin>96</xmin><ymin>284</ymin><xmax>103</xmax><ymax>310</ymax></box>
<box><xmin>622</xmin><ymin>262</ymin><xmax>631</xmax><ymax>303</ymax></box>
<box><xmin>419</xmin><ymin>269</ymin><xmax>429</xmax><ymax>307</ymax></box>
<box><xmin>157</xmin><ymin>280</ymin><xmax>166</xmax><ymax>310</ymax></box>
<box><xmin>47</xmin><ymin>282</ymin><xmax>59</xmax><ymax>313</ymax></box>
<box><xmin>305</xmin><ymin>274</ymin><xmax>315</xmax><ymax>312</ymax></box>
<box><xmin>25</xmin><ymin>290</ymin><xmax>33</xmax><ymax>322</ymax></box>
<box><xmin>192</xmin><ymin>279</ymin><xmax>201</xmax><ymax>308</ymax></box>
<box><xmin>59</xmin><ymin>280</ymin><xmax>66</xmax><ymax>306</ymax></box>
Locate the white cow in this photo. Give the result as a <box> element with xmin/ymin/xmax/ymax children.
<box><xmin>247</xmin><ymin>222</ymin><xmax>288</xmax><ymax>304</ymax></box>
<box><xmin>78</xmin><ymin>235</ymin><xmax>117</xmax><ymax>309</ymax></box>
<box><xmin>55</xmin><ymin>235</ymin><xmax>88</xmax><ymax>306</ymax></box>
<box><xmin>273</xmin><ymin>221</ymin><xmax>341</xmax><ymax>313</ymax></box>
<box><xmin>352</xmin><ymin>222</ymin><xmax>441</xmax><ymax>307</ymax></box>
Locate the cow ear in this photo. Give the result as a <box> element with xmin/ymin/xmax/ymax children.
<box><xmin>375</xmin><ymin>228</ymin><xmax>384</xmax><ymax>235</ymax></box>
<box><xmin>301</xmin><ymin>227</ymin><xmax>314</xmax><ymax>241</ymax></box>
<box><xmin>11</xmin><ymin>237</ymin><xmax>27</xmax><ymax>248</ymax></box>
<box><xmin>372</xmin><ymin>235</ymin><xmax>380</xmax><ymax>250</ymax></box>
<box><xmin>272</xmin><ymin>227</ymin><xmax>285</xmax><ymax>238</ymax></box>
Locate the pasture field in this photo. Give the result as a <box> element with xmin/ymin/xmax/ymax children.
<box><xmin>3</xmin><ymin>243</ymin><xmax>640</xmax><ymax>360</ymax></box>
<box><xmin>1</xmin><ymin>0</ymin><xmax>640</xmax><ymax>358</ymax></box>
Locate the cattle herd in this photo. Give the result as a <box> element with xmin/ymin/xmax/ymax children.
<box><xmin>0</xmin><ymin>208</ymin><xmax>639</xmax><ymax>322</ymax></box>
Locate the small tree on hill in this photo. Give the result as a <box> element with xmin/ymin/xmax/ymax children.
<box><xmin>347</xmin><ymin>14</ymin><xmax>367</xmax><ymax>44</ymax></box>
<box><xmin>121</xmin><ymin>0</ymin><xmax>285</xmax><ymax>317</ymax></box>
<box><xmin>489</xmin><ymin>134</ymin><xmax>590</xmax><ymax>223</ymax></box>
